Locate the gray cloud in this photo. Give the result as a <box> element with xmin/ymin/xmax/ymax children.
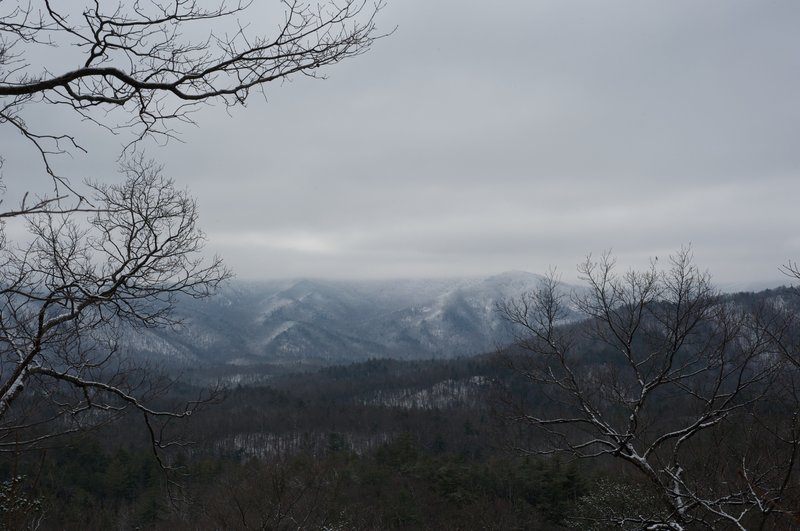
<box><xmin>3</xmin><ymin>0</ymin><xmax>799</xmax><ymax>286</ymax></box>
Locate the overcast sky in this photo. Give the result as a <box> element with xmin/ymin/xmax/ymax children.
<box><xmin>5</xmin><ymin>0</ymin><xmax>800</xmax><ymax>286</ymax></box>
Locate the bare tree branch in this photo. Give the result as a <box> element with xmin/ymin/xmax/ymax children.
<box><xmin>1</xmin><ymin>0</ymin><xmax>387</xmax><ymax>184</ymax></box>
<box><xmin>499</xmin><ymin>248</ymin><xmax>800</xmax><ymax>529</ymax></box>
<box><xmin>0</xmin><ymin>158</ymin><xmax>229</xmax><ymax>455</ymax></box>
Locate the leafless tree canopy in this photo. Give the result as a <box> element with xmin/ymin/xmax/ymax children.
<box><xmin>0</xmin><ymin>158</ymin><xmax>229</xmax><ymax>453</ymax></box>
<box><xmin>0</xmin><ymin>0</ymin><xmax>384</xmax><ymax>187</ymax></box>
<box><xmin>499</xmin><ymin>249</ymin><xmax>800</xmax><ymax>530</ymax></box>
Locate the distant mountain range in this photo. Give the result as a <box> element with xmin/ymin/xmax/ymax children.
<box><xmin>125</xmin><ymin>271</ymin><xmax>557</xmax><ymax>366</ymax></box>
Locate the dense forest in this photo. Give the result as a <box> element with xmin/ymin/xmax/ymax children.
<box><xmin>1</xmin><ymin>356</ymin><xmax>594</xmax><ymax>530</ymax></box>
<box><xmin>3</xmin><ymin>276</ymin><xmax>800</xmax><ymax>530</ymax></box>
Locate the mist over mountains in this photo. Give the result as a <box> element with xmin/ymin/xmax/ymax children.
<box><xmin>127</xmin><ymin>271</ymin><xmax>557</xmax><ymax>366</ymax></box>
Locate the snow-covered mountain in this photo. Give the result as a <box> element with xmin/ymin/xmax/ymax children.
<box><xmin>125</xmin><ymin>272</ymin><xmax>560</xmax><ymax>366</ymax></box>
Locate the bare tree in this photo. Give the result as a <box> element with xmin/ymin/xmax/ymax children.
<box><xmin>0</xmin><ymin>0</ymin><xmax>385</xmax><ymax>451</ymax></box>
<box><xmin>0</xmin><ymin>157</ymin><xmax>229</xmax><ymax>455</ymax></box>
<box><xmin>499</xmin><ymin>249</ymin><xmax>800</xmax><ymax>530</ymax></box>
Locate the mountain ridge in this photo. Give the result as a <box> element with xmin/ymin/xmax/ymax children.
<box><xmin>126</xmin><ymin>271</ymin><xmax>555</xmax><ymax>366</ymax></box>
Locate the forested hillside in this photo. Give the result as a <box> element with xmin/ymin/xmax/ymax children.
<box><xmin>0</xmin><ymin>280</ymin><xmax>800</xmax><ymax>530</ymax></box>
<box><xmin>1</xmin><ymin>356</ymin><xmax>588</xmax><ymax>530</ymax></box>
<box><xmin>4</xmin><ymin>282</ymin><xmax>799</xmax><ymax>529</ymax></box>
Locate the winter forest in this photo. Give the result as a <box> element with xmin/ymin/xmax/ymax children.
<box><xmin>1</xmin><ymin>1</ymin><xmax>799</xmax><ymax>530</ymax></box>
